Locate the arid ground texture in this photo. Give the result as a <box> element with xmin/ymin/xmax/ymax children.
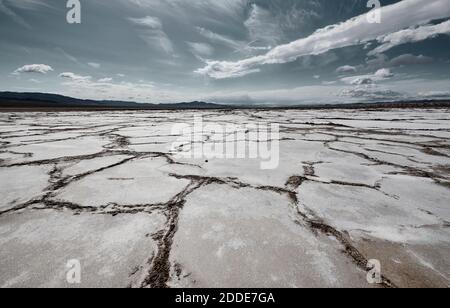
<box><xmin>0</xmin><ymin>108</ymin><xmax>449</xmax><ymax>288</ymax></box>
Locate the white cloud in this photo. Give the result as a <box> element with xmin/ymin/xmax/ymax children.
<box><xmin>59</xmin><ymin>72</ymin><xmax>92</xmax><ymax>82</ymax></box>
<box><xmin>196</xmin><ymin>60</ymin><xmax>262</xmax><ymax>79</ymax></box>
<box><xmin>128</xmin><ymin>16</ymin><xmax>162</xmax><ymax>28</ymax></box>
<box><xmin>370</xmin><ymin>20</ymin><xmax>450</xmax><ymax>55</ymax></box>
<box><xmin>14</xmin><ymin>64</ymin><xmax>53</xmax><ymax>74</ymax></box>
<box><xmin>196</xmin><ymin>0</ymin><xmax>450</xmax><ymax>79</ymax></box>
<box><xmin>98</xmin><ymin>77</ymin><xmax>113</xmax><ymax>82</ymax></box>
<box><xmin>341</xmin><ymin>68</ymin><xmax>394</xmax><ymax>85</ymax></box>
<box><xmin>336</xmin><ymin>65</ymin><xmax>357</xmax><ymax>74</ymax></box>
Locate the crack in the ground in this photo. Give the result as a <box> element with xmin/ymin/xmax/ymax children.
<box><xmin>326</xmin><ymin>141</ymin><xmax>448</xmax><ymax>183</ymax></box>
<box><xmin>140</xmin><ymin>179</ymin><xmax>208</xmax><ymax>288</ymax></box>
<box><xmin>291</xmin><ymin>189</ymin><xmax>398</xmax><ymax>288</ymax></box>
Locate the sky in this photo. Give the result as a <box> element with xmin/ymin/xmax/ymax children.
<box><xmin>1</xmin><ymin>0</ymin><xmax>450</xmax><ymax>105</ymax></box>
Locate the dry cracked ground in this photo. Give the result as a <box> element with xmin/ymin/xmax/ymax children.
<box><xmin>0</xmin><ymin>108</ymin><xmax>449</xmax><ymax>288</ymax></box>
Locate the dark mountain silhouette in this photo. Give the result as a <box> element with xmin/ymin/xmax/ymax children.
<box><xmin>0</xmin><ymin>92</ymin><xmax>230</xmax><ymax>110</ymax></box>
<box><xmin>0</xmin><ymin>91</ymin><xmax>449</xmax><ymax>110</ymax></box>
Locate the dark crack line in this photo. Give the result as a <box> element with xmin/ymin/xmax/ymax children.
<box><xmin>140</xmin><ymin>179</ymin><xmax>208</xmax><ymax>288</ymax></box>
<box><xmin>326</xmin><ymin>141</ymin><xmax>447</xmax><ymax>184</ymax></box>
<box><xmin>290</xmin><ymin>191</ymin><xmax>398</xmax><ymax>288</ymax></box>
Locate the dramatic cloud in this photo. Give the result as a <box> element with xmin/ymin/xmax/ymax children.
<box><xmin>14</xmin><ymin>64</ymin><xmax>54</xmax><ymax>74</ymax></box>
<box><xmin>2</xmin><ymin>0</ymin><xmax>450</xmax><ymax>105</ymax></box>
<box><xmin>196</xmin><ymin>0</ymin><xmax>450</xmax><ymax>79</ymax></box>
<box><xmin>369</xmin><ymin>20</ymin><xmax>450</xmax><ymax>55</ymax></box>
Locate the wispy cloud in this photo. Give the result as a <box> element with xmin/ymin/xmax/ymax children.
<box><xmin>88</xmin><ymin>62</ymin><xmax>101</xmax><ymax>69</ymax></box>
<box><xmin>196</xmin><ymin>27</ymin><xmax>244</xmax><ymax>52</ymax></box>
<box><xmin>128</xmin><ymin>16</ymin><xmax>174</xmax><ymax>54</ymax></box>
<box><xmin>186</xmin><ymin>42</ymin><xmax>214</xmax><ymax>57</ymax></box>
<box><xmin>0</xmin><ymin>0</ymin><xmax>31</xmax><ymax>29</ymax></box>
<box><xmin>59</xmin><ymin>72</ymin><xmax>92</xmax><ymax>82</ymax></box>
<box><xmin>244</xmin><ymin>4</ymin><xmax>282</xmax><ymax>48</ymax></box>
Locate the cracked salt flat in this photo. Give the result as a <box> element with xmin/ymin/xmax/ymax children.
<box><xmin>313</xmin><ymin>162</ymin><xmax>383</xmax><ymax>186</ymax></box>
<box><xmin>0</xmin><ymin>108</ymin><xmax>449</xmax><ymax>288</ymax></box>
<box><xmin>54</xmin><ymin>157</ymin><xmax>191</xmax><ymax>207</ymax></box>
<box><xmin>297</xmin><ymin>180</ymin><xmax>448</xmax><ymax>243</ymax></box>
<box><xmin>170</xmin><ymin>140</ymin><xmax>328</xmax><ymax>188</ymax></box>
<box><xmin>168</xmin><ymin>184</ymin><xmax>369</xmax><ymax>288</ymax></box>
<box><xmin>61</xmin><ymin>155</ymin><xmax>133</xmax><ymax>177</ymax></box>
<box><xmin>0</xmin><ymin>209</ymin><xmax>165</xmax><ymax>288</ymax></box>
<box><xmin>7</xmin><ymin>136</ymin><xmax>108</xmax><ymax>163</ymax></box>
<box><xmin>0</xmin><ymin>165</ymin><xmax>50</xmax><ymax>211</ymax></box>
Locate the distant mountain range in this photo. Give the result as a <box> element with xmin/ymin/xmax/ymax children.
<box><xmin>0</xmin><ymin>92</ymin><xmax>229</xmax><ymax>110</ymax></box>
<box><xmin>0</xmin><ymin>91</ymin><xmax>449</xmax><ymax>110</ymax></box>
